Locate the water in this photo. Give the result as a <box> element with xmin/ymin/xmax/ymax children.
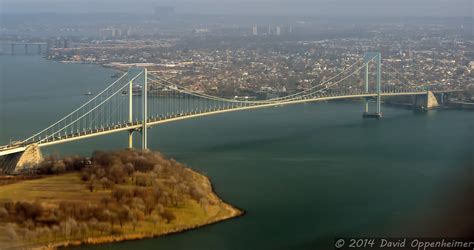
<box><xmin>1</xmin><ymin>56</ymin><xmax>473</xmax><ymax>249</ymax></box>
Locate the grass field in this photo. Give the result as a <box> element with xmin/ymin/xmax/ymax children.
<box><xmin>0</xmin><ymin>173</ymin><xmax>110</xmax><ymax>205</ymax></box>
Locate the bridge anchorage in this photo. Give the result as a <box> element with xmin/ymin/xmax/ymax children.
<box><xmin>0</xmin><ymin>52</ymin><xmax>461</xmax><ymax>174</ymax></box>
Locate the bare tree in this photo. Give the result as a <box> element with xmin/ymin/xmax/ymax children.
<box><xmin>87</xmin><ymin>218</ymin><xmax>98</xmax><ymax>237</ymax></box>
<box><xmin>62</xmin><ymin>218</ymin><xmax>77</xmax><ymax>239</ymax></box>
<box><xmin>0</xmin><ymin>207</ymin><xmax>8</xmax><ymax>220</ymax></box>
<box><xmin>96</xmin><ymin>222</ymin><xmax>110</xmax><ymax>235</ymax></box>
<box><xmin>124</xmin><ymin>163</ymin><xmax>135</xmax><ymax>177</ymax></box>
<box><xmin>5</xmin><ymin>223</ymin><xmax>18</xmax><ymax>241</ymax></box>
<box><xmin>52</xmin><ymin>161</ymin><xmax>66</xmax><ymax>174</ymax></box>
<box><xmin>100</xmin><ymin>177</ymin><xmax>114</xmax><ymax>189</ymax></box>
<box><xmin>86</xmin><ymin>175</ymin><xmax>99</xmax><ymax>192</ymax></box>
<box><xmin>14</xmin><ymin>202</ymin><xmax>44</xmax><ymax>223</ymax></box>
<box><xmin>130</xmin><ymin>209</ymin><xmax>144</xmax><ymax>232</ymax></box>
<box><xmin>51</xmin><ymin>225</ymin><xmax>60</xmax><ymax>241</ymax></box>
<box><xmin>117</xmin><ymin>206</ymin><xmax>131</xmax><ymax>229</ymax></box>
<box><xmin>78</xmin><ymin>223</ymin><xmax>89</xmax><ymax>238</ymax></box>
<box><xmin>160</xmin><ymin>209</ymin><xmax>176</xmax><ymax>224</ymax></box>
<box><xmin>199</xmin><ymin>198</ymin><xmax>209</xmax><ymax>214</ymax></box>
<box><xmin>151</xmin><ymin>213</ymin><xmax>160</xmax><ymax>231</ymax></box>
<box><xmin>134</xmin><ymin>172</ymin><xmax>152</xmax><ymax>187</ymax></box>
<box><xmin>112</xmin><ymin>187</ymin><xmax>130</xmax><ymax>203</ymax></box>
<box><xmin>108</xmin><ymin>164</ymin><xmax>126</xmax><ymax>184</ymax></box>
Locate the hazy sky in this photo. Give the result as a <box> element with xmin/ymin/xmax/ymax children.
<box><xmin>0</xmin><ymin>0</ymin><xmax>472</xmax><ymax>17</ymax></box>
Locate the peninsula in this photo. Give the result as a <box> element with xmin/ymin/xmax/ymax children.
<box><xmin>0</xmin><ymin>149</ymin><xmax>243</xmax><ymax>249</ymax></box>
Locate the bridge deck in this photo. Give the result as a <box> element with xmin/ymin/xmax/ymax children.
<box><xmin>1</xmin><ymin>90</ymin><xmax>455</xmax><ymax>156</ymax></box>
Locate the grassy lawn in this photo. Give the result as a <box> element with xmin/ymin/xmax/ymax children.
<box><xmin>0</xmin><ymin>173</ymin><xmax>110</xmax><ymax>206</ymax></box>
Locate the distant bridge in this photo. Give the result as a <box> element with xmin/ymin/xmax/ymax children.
<box><xmin>0</xmin><ymin>53</ymin><xmax>461</xmax><ymax>173</ymax></box>
<box><xmin>0</xmin><ymin>42</ymin><xmax>48</xmax><ymax>55</ymax></box>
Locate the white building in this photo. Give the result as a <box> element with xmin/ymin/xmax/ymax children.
<box><xmin>100</xmin><ymin>28</ymin><xmax>122</xmax><ymax>39</ymax></box>
<box><xmin>252</xmin><ymin>26</ymin><xmax>258</xmax><ymax>36</ymax></box>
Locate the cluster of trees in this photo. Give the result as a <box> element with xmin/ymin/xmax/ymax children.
<box><xmin>0</xmin><ymin>201</ymin><xmax>92</xmax><ymax>242</ymax></box>
<box><xmin>0</xmin><ymin>149</ymin><xmax>215</xmax><ymax>245</ymax></box>
<box><xmin>36</xmin><ymin>155</ymin><xmax>88</xmax><ymax>175</ymax></box>
<box><xmin>0</xmin><ymin>201</ymin><xmax>121</xmax><ymax>243</ymax></box>
<box><xmin>80</xmin><ymin>150</ymin><xmax>210</xmax><ymax>206</ymax></box>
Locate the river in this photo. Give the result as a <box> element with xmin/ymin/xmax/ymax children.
<box><xmin>1</xmin><ymin>55</ymin><xmax>473</xmax><ymax>249</ymax></box>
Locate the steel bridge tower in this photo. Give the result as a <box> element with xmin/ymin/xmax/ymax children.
<box><xmin>127</xmin><ymin>67</ymin><xmax>148</xmax><ymax>150</ymax></box>
<box><xmin>363</xmin><ymin>52</ymin><xmax>383</xmax><ymax>118</ymax></box>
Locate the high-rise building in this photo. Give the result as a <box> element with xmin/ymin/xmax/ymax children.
<box><xmin>100</xmin><ymin>29</ymin><xmax>113</xmax><ymax>39</ymax></box>
<box><xmin>54</xmin><ymin>38</ymin><xmax>61</xmax><ymax>48</ymax></box>
<box><xmin>276</xmin><ymin>26</ymin><xmax>281</xmax><ymax>35</ymax></box>
<box><xmin>100</xmin><ymin>28</ymin><xmax>121</xmax><ymax>39</ymax></box>
<box><xmin>252</xmin><ymin>26</ymin><xmax>258</xmax><ymax>36</ymax></box>
<box><xmin>48</xmin><ymin>38</ymin><xmax>70</xmax><ymax>49</ymax></box>
<box><xmin>114</xmin><ymin>29</ymin><xmax>122</xmax><ymax>37</ymax></box>
<box><xmin>63</xmin><ymin>39</ymin><xmax>70</xmax><ymax>49</ymax></box>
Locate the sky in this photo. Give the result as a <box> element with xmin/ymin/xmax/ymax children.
<box><xmin>0</xmin><ymin>0</ymin><xmax>472</xmax><ymax>17</ymax></box>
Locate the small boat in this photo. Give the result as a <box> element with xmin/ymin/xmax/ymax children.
<box><xmin>85</xmin><ymin>90</ymin><xmax>93</xmax><ymax>96</ymax></box>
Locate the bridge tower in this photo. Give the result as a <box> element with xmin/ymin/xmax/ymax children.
<box><xmin>128</xmin><ymin>70</ymin><xmax>134</xmax><ymax>149</ymax></box>
<box><xmin>127</xmin><ymin>67</ymin><xmax>148</xmax><ymax>150</ymax></box>
<box><xmin>363</xmin><ymin>52</ymin><xmax>383</xmax><ymax>118</ymax></box>
<box><xmin>142</xmin><ymin>68</ymin><xmax>148</xmax><ymax>150</ymax></box>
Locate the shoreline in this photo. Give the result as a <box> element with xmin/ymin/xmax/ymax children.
<box><xmin>48</xmin><ymin>59</ymin><xmax>472</xmax><ymax>110</ymax></box>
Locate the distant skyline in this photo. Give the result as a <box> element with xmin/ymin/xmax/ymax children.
<box><xmin>0</xmin><ymin>0</ymin><xmax>472</xmax><ymax>17</ymax></box>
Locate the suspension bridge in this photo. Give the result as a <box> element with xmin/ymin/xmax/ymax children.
<box><xmin>0</xmin><ymin>53</ymin><xmax>461</xmax><ymax>173</ymax></box>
